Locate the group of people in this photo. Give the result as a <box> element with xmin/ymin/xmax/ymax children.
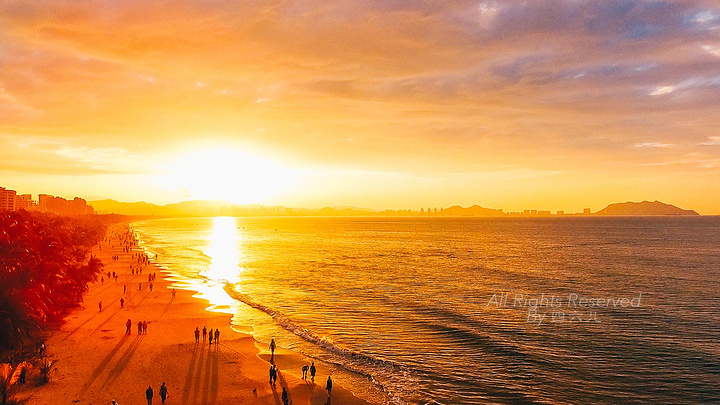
<box><xmin>269</xmin><ymin>339</ymin><xmax>333</xmax><ymax>400</ymax></box>
<box><xmin>124</xmin><ymin>318</ymin><xmax>148</xmax><ymax>335</ymax></box>
<box><xmin>100</xmin><ymin>270</ymin><xmax>119</xmax><ymax>285</ymax></box>
<box><xmin>271</xmin><ymin>365</ymin><xmax>333</xmax><ymax>402</ymax></box>
<box><xmin>193</xmin><ymin>326</ymin><xmax>220</xmax><ymax>344</ymax></box>
<box><xmin>144</xmin><ymin>382</ymin><xmax>169</xmax><ymax>404</ymax></box>
<box><xmin>301</xmin><ymin>362</ymin><xmax>317</xmax><ymax>381</ymax></box>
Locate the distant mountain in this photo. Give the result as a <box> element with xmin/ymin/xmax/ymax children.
<box><xmin>439</xmin><ymin>205</ymin><xmax>504</xmax><ymax>216</ymax></box>
<box><xmin>89</xmin><ymin>199</ymin><xmax>376</xmax><ymax>217</ymax></box>
<box><xmin>90</xmin><ymin>199</ymin><xmax>167</xmax><ymax>216</ymax></box>
<box><xmin>595</xmin><ymin>201</ymin><xmax>699</xmax><ymax>216</ymax></box>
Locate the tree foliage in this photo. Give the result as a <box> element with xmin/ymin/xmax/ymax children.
<box><xmin>0</xmin><ymin>211</ymin><xmax>109</xmax><ymax>357</ymax></box>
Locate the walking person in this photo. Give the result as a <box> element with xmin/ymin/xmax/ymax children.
<box><xmin>208</xmin><ymin>329</ymin><xmax>213</xmax><ymax>345</ymax></box>
<box><xmin>126</xmin><ymin>319</ymin><xmax>132</xmax><ymax>334</ymax></box>
<box><xmin>137</xmin><ymin>321</ymin><xmax>143</xmax><ymax>335</ymax></box>
<box><xmin>120</xmin><ymin>297</ymin><xmax>125</xmax><ymax>308</ymax></box>
<box><xmin>214</xmin><ymin>329</ymin><xmax>220</xmax><ymax>344</ymax></box>
<box><xmin>145</xmin><ymin>385</ymin><xmax>154</xmax><ymax>405</ymax></box>
<box><xmin>159</xmin><ymin>382</ymin><xmax>168</xmax><ymax>403</ymax></box>
<box><xmin>326</xmin><ymin>376</ymin><xmax>333</xmax><ymax>396</ymax></box>
<box><xmin>269</xmin><ymin>365</ymin><xmax>275</xmax><ymax>385</ymax></box>
<box><xmin>310</xmin><ymin>362</ymin><xmax>316</xmax><ymax>382</ymax></box>
<box><xmin>143</xmin><ymin>320</ymin><xmax>148</xmax><ymax>334</ymax></box>
<box><xmin>269</xmin><ymin>339</ymin><xmax>276</xmax><ymax>362</ymax></box>
<box><xmin>302</xmin><ymin>364</ymin><xmax>309</xmax><ymax>379</ymax></box>
<box><xmin>98</xmin><ymin>301</ymin><xmax>103</xmax><ymax>312</ymax></box>
<box><xmin>194</xmin><ymin>327</ymin><xmax>200</xmax><ymax>343</ymax></box>
<box><xmin>202</xmin><ymin>326</ymin><xmax>207</xmax><ymax>341</ymax></box>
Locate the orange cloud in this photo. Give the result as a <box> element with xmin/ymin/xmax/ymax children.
<box><xmin>1</xmin><ymin>1</ymin><xmax>719</xmax><ymax>212</ymax></box>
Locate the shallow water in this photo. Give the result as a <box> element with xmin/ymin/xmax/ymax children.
<box><xmin>132</xmin><ymin>216</ymin><xmax>720</xmax><ymax>404</ymax></box>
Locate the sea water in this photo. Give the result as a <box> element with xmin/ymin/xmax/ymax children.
<box><xmin>131</xmin><ymin>216</ymin><xmax>720</xmax><ymax>404</ymax></box>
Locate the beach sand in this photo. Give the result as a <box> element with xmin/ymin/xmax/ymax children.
<box><xmin>15</xmin><ymin>224</ymin><xmax>371</xmax><ymax>405</ymax></box>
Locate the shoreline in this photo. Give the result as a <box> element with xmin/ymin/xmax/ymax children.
<box><xmin>14</xmin><ymin>223</ymin><xmax>371</xmax><ymax>405</ymax></box>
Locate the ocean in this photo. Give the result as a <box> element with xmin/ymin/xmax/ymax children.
<box><xmin>130</xmin><ymin>216</ymin><xmax>720</xmax><ymax>404</ymax></box>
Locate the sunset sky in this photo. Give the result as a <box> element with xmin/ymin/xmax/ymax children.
<box><xmin>1</xmin><ymin>1</ymin><xmax>719</xmax><ymax>213</ymax></box>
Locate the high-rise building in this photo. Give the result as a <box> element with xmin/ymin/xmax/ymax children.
<box><xmin>0</xmin><ymin>187</ymin><xmax>17</xmax><ymax>211</ymax></box>
<box><xmin>38</xmin><ymin>194</ymin><xmax>52</xmax><ymax>211</ymax></box>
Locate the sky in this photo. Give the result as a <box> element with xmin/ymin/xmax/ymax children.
<box><xmin>1</xmin><ymin>0</ymin><xmax>719</xmax><ymax>213</ymax></box>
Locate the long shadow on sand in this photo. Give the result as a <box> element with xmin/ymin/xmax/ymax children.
<box><xmin>201</xmin><ymin>344</ymin><xmax>215</xmax><ymax>404</ymax></box>
<box><xmin>64</xmin><ymin>309</ymin><xmax>105</xmax><ymax>339</ymax></box>
<box><xmin>79</xmin><ymin>334</ymin><xmax>131</xmax><ymax>394</ymax></box>
<box><xmin>89</xmin><ymin>309</ymin><xmax>121</xmax><ymax>336</ymax></box>
<box><xmin>181</xmin><ymin>343</ymin><xmax>200</xmax><ymax>403</ymax></box>
<box><xmin>159</xmin><ymin>295</ymin><xmax>175</xmax><ymax>318</ymax></box>
<box><xmin>210</xmin><ymin>344</ymin><xmax>219</xmax><ymax>404</ymax></box>
<box><xmin>103</xmin><ymin>334</ymin><xmax>144</xmax><ymax>386</ymax></box>
<box><xmin>191</xmin><ymin>343</ymin><xmax>206</xmax><ymax>404</ymax></box>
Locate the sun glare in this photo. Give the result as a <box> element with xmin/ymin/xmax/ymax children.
<box><xmin>187</xmin><ymin>216</ymin><xmax>243</xmax><ymax>310</ymax></box>
<box><xmin>159</xmin><ymin>147</ymin><xmax>299</xmax><ymax>204</ymax></box>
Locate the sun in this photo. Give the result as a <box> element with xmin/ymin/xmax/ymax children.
<box><xmin>158</xmin><ymin>147</ymin><xmax>299</xmax><ymax>204</ymax></box>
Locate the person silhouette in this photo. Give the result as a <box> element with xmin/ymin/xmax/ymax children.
<box><xmin>269</xmin><ymin>339</ymin><xmax>276</xmax><ymax>362</ymax></box>
<box><xmin>202</xmin><ymin>326</ymin><xmax>207</xmax><ymax>341</ymax></box>
<box><xmin>126</xmin><ymin>319</ymin><xmax>132</xmax><ymax>334</ymax></box>
<box><xmin>326</xmin><ymin>376</ymin><xmax>333</xmax><ymax>396</ymax></box>
<box><xmin>98</xmin><ymin>301</ymin><xmax>103</xmax><ymax>312</ymax></box>
<box><xmin>310</xmin><ymin>362</ymin><xmax>316</xmax><ymax>381</ymax></box>
<box><xmin>194</xmin><ymin>327</ymin><xmax>200</xmax><ymax>343</ymax></box>
<box><xmin>145</xmin><ymin>385</ymin><xmax>153</xmax><ymax>405</ymax></box>
<box><xmin>208</xmin><ymin>329</ymin><xmax>213</xmax><ymax>344</ymax></box>
<box><xmin>159</xmin><ymin>382</ymin><xmax>168</xmax><ymax>403</ymax></box>
<box><xmin>214</xmin><ymin>329</ymin><xmax>220</xmax><ymax>344</ymax></box>
<box><xmin>120</xmin><ymin>297</ymin><xmax>125</xmax><ymax>308</ymax></box>
<box><xmin>302</xmin><ymin>364</ymin><xmax>309</xmax><ymax>379</ymax></box>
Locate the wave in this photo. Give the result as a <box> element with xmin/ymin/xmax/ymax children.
<box><xmin>223</xmin><ymin>284</ymin><xmax>409</xmax><ymax>404</ymax></box>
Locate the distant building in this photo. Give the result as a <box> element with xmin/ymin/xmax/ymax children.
<box><xmin>583</xmin><ymin>208</ymin><xmax>591</xmax><ymax>215</ymax></box>
<box><xmin>15</xmin><ymin>194</ymin><xmax>34</xmax><ymax>210</ymax></box>
<box><xmin>530</xmin><ymin>209</ymin><xmax>538</xmax><ymax>215</ymax></box>
<box><xmin>523</xmin><ymin>209</ymin><xmax>530</xmax><ymax>215</ymax></box>
<box><xmin>556</xmin><ymin>210</ymin><xmax>564</xmax><ymax>216</ymax></box>
<box><xmin>1</xmin><ymin>187</ymin><xmax>93</xmax><ymax>214</ymax></box>
<box><xmin>538</xmin><ymin>210</ymin><xmax>551</xmax><ymax>216</ymax></box>
<box><xmin>38</xmin><ymin>194</ymin><xmax>53</xmax><ymax>211</ymax></box>
<box><xmin>0</xmin><ymin>187</ymin><xmax>17</xmax><ymax>211</ymax></box>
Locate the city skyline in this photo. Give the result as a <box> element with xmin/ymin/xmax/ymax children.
<box><xmin>0</xmin><ymin>184</ymin><xmax>701</xmax><ymax>218</ymax></box>
<box><xmin>1</xmin><ymin>1</ymin><xmax>720</xmax><ymax>213</ymax></box>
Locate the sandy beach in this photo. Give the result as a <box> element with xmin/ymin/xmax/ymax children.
<box><xmin>15</xmin><ymin>223</ymin><xmax>371</xmax><ymax>405</ymax></box>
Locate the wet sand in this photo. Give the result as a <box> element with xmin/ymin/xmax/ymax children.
<box><xmin>15</xmin><ymin>223</ymin><xmax>371</xmax><ymax>405</ymax></box>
